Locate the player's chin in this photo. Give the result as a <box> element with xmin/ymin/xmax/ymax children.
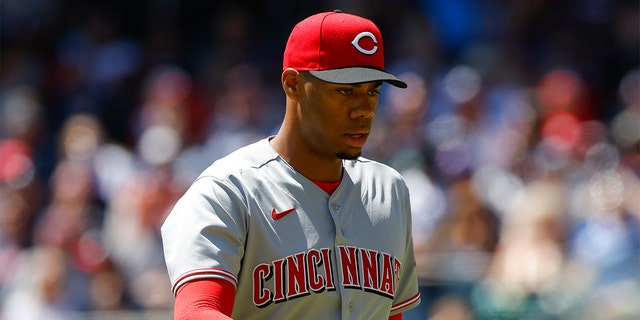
<box><xmin>336</xmin><ymin>150</ymin><xmax>361</xmax><ymax>160</ymax></box>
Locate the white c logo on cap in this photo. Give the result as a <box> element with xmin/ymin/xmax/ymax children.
<box><xmin>351</xmin><ymin>32</ymin><xmax>378</xmax><ymax>55</ymax></box>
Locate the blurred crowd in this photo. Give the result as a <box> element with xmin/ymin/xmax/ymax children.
<box><xmin>1</xmin><ymin>0</ymin><xmax>638</xmax><ymax>319</ymax></box>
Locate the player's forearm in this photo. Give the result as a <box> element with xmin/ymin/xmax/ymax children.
<box><xmin>174</xmin><ymin>306</ymin><xmax>233</xmax><ymax>320</ymax></box>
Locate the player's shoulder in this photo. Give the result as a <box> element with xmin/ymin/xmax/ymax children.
<box><xmin>344</xmin><ymin>157</ymin><xmax>412</xmax><ymax>201</ymax></box>
<box><xmin>198</xmin><ymin>138</ymin><xmax>276</xmax><ymax>180</ymax></box>
<box><xmin>345</xmin><ymin>156</ymin><xmax>405</xmax><ymax>182</ymax></box>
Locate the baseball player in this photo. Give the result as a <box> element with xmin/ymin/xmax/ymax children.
<box><xmin>161</xmin><ymin>10</ymin><xmax>421</xmax><ymax>319</ymax></box>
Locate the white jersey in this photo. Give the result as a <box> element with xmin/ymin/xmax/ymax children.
<box><xmin>161</xmin><ymin>138</ymin><xmax>420</xmax><ymax>319</ymax></box>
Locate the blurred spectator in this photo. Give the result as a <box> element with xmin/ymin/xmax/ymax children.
<box><xmin>131</xmin><ymin>64</ymin><xmax>209</xmax><ymax>148</ymax></box>
<box><xmin>3</xmin><ymin>245</ymin><xmax>69</xmax><ymax>320</ymax></box>
<box><xmin>0</xmin><ymin>188</ymin><xmax>30</xmax><ymax>284</ymax></box>
<box><xmin>472</xmin><ymin>178</ymin><xmax>567</xmax><ymax>318</ymax></box>
<box><xmin>407</xmin><ymin>177</ymin><xmax>499</xmax><ymax>320</ymax></box>
<box><xmin>102</xmin><ymin>168</ymin><xmax>176</xmax><ymax>309</ymax></box>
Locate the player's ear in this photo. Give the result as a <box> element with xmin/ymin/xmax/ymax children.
<box><xmin>282</xmin><ymin>68</ymin><xmax>302</xmax><ymax>100</ymax></box>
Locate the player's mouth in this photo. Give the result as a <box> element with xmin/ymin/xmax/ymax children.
<box><xmin>345</xmin><ymin>133</ymin><xmax>369</xmax><ymax>147</ymax></box>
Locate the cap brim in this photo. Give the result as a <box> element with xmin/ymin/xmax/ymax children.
<box><xmin>309</xmin><ymin>67</ymin><xmax>407</xmax><ymax>88</ymax></box>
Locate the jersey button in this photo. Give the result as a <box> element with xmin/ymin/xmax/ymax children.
<box><xmin>332</xmin><ymin>203</ymin><xmax>340</xmax><ymax>210</ymax></box>
<box><xmin>348</xmin><ymin>301</ymin><xmax>353</xmax><ymax>311</ymax></box>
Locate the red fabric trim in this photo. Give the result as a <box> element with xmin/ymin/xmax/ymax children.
<box><xmin>174</xmin><ymin>278</ymin><xmax>235</xmax><ymax>320</ymax></box>
<box><xmin>390</xmin><ymin>291</ymin><xmax>421</xmax><ymax>312</ymax></box>
<box><xmin>389</xmin><ymin>313</ymin><xmax>403</xmax><ymax>320</ymax></box>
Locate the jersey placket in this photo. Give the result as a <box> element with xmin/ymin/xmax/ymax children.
<box><xmin>327</xmin><ymin>184</ymin><xmax>362</xmax><ymax>319</ymax></box>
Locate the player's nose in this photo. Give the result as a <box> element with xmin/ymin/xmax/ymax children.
<box><xmin>349</xmin><ymin>94</ymin><xmax>376</xmax><ymax>119</ymax></box>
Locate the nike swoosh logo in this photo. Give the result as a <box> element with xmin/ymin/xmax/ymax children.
<box><xmin>271</xmin><ymin>207</ymin><xmax>296</xmax><ymax>220</ymax></box>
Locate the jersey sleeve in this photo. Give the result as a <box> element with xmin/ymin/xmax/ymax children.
<box><xmin>161</xmin><ymin>175</ymin><xmax>247</xmax><ymax>295</ymax></box>
<box><xmin>390</xmin><ymin>181</ymin><xmax>421</xmax><ymax>314</ymax></box>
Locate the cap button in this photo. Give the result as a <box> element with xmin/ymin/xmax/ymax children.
<box><xmin>333</xmin><ymin>9</ymin><xmax>342</xmax><ymax>13</ymax></box>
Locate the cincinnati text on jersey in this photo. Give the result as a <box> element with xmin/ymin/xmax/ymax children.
<box><xmin>252</xmin><ymin>246</ymin><xmax>402</xmax><ymax>307</ymax></box>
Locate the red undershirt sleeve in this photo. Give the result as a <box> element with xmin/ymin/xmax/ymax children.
<box><xmin>389</xmin><ymin>313</ymin><xmax>403</xmax><ymax>320</ymax></box>
<box><xmin>174</xmin><ymin>278</ymin><xmax>236</xmax><ymax>320</ymax></box>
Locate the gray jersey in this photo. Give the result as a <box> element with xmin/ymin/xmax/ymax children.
<box><xmin>161</xmin><ymin>138</ymin><xmax>420</xmax><ymax>319</ymax></box>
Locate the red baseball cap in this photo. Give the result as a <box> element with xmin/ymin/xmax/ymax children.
<box><xmin>283</xmin><ymin>10</ymin><xmax>407</xmax><ymax>88</ymax></box>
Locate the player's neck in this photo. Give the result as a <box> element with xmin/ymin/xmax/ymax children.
<box><xmin>269</xmin><ymin>135</ymin><xmax>343</xmax><ymax>182</ymax></box>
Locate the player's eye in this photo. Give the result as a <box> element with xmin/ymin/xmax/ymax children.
<box><xmin>368</xmin><ymin>90</ymin><xmax>381</xmax><ymax>97</ymax></box>
<box><xmin>338</xmin><ymin>89</ymin><xmax>353</xmax><ymax>95</ymax></box>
